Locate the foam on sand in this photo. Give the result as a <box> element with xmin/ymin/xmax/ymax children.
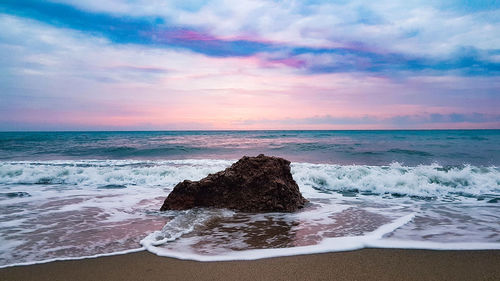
<box><xmin>141</xmin><ymin>214</ymin><xmax>418</xmax><ymax>261</ymax></box>
<box><xmin>141</xmin><ymin>213</ymin><xmax>411</xmax><ymax>260</ymax></box>
<box><xmin>141</xmin><ymin>212</ymin><xmax>500</xmax><ymax>262</ymax></box>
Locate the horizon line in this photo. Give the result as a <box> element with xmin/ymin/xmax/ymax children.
<box><xmin>1</xmin><ymin>128</ymin><xmax>500</xmax><ymax>133</ymax></box>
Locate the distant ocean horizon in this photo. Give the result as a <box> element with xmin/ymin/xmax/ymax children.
<box><xmin>0</xmin><ymin>130</ymin><xmax>499</xmax><ymax>267</ymax></box>
<box><xmin>1</xmin><ymin>129</ymin><xmax>500</xmax><ymax>165</ymax></box>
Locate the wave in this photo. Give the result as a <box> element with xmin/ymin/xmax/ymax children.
<box><xmin>140</xmin><ymin>213</ymin><xmax>417</xmax><ymax>261</ymax></box>
<box><xmin>0</xmin><ymin>160</ymin><xmax>498</xmax><ymax>201</ymax></box>
<box><xmin>0</xmin><ymin>160</ymin><xmax>232</xmax><ymax>188</ymax></box>
<box><xmin>3</xmin><ymin>213</ymin><xmax>500</xmax><ymax>268</ymax></box>
<box><xmin>292</xmin><ymin>162</ymin><xmax>500</xmax><ymax>201</ymax></box>
<box><xmin>139</xmin><ymin>213</ymin><xmax>498</xmax><ymax>262</ymax></box>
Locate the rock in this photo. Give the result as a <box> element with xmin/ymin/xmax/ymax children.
<box><xmin>160</xmin><ymin>154</ymin><xmax>308</xmax><ymax>212</ymax></box>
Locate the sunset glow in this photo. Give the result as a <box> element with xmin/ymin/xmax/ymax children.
<box><xmin>1</xmin><ymin>0</ymin><xmax>499</xmax><ymax>130</ymax></box>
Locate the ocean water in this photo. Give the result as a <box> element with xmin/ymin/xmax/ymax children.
<box><xmin>0</xmin><ymin>130</ymin><xmax>499</xmax><ymax>267</ymax></box>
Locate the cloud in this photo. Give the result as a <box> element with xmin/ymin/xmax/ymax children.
<box><xmin>237</xmin><ymin>113</ymin><xmax>500</xmax><ymax>128</ymax></box>
<box><xmin>0</xmin><ymin>14</ymin><xmax>324</xmax><ymax>130</ymax></box>
<box><xmin>44</xmin><ymin>0</ymin><xmax>500</xmax><ymax>56</ymax></box>
<box><xmin>0</xmin><ymin>120</ymin><xmax>215</xmax><ymax>131</ymax></box>
<box><xmin>1</xmin><ymin>0</ymin><xmax>499</xmax><ymax>75</ymax></box>
<box><xmin>0</xmin><ymin>2</ymin><xmax>499</xmax><ymax>130</ymax></box>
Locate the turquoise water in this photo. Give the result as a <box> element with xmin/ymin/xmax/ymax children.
<box><xmin>1</xmin><ymin>130</ymin><xmax>499</xmax><ymax>165</ymax></box>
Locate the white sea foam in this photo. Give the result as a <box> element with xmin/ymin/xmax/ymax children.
<box><xmin>292</xmin><ymin>162</ymin><xmax>500</xmax><ymax>200</ymax></box>
<box><xmin>141</xmin><ymin>212</ymin><xmax>500</xmax><ymax>262</ymax></box>
<box><xmin>1</xmin><ymin>160</ymin><xmax>497</xmax><ymax>200</ymax></box>
<box><xmin>0</xmin><ymin>248</ymin><xmax>145</xmax><ymax>269</ymax></box>
<box><xmin>0</xmin><ymin>160</ymin><xmax>232</xmax><ymax>188</ymax></box>
<box><xmin>142</xmin><ymin>214</ymin><xmax>417</xmax><ymax>261</ymax></box>
<box><xmin>365</xmin><ymin>240</ymin><xmax>500</xmax><ymax>250</ymax></box>
<box><xmin>141</xmin><ymin>209</ymin><xmax>235</xmax><ymax>247</ymax></box>
<box><xmin>0</xmin><ymin>159</ymin><xmax>499</xmax><ymax>268</ymax></box>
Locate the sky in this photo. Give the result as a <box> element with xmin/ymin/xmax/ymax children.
<box><xmin>0</xmin><ymin>0</ymin><xmax>499</xmax><ymax>130</ymax></box>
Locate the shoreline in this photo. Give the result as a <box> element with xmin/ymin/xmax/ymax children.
<box><xmin>1</xmin><ymin>249</ymin><xmax>498</xmax><ymax>281</ymax></box>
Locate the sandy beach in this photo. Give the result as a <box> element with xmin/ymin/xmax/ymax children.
<box><xmin>1</xmin><ymin>249</ymin><xmax>499</xmax><ymax>281</ymax></box>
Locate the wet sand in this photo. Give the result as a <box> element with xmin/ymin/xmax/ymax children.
<box><xmin>1</xmin><ymin>249</ymin><xmax>499</xmax><ymax>281</ymax></box>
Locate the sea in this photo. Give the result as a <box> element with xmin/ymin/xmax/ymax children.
<box><xmin>0</xmin><ymin>130</ymin><xmax>499</xmax><ymax>267</ymax></box>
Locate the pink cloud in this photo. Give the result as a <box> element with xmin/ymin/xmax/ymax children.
<box><xmin>265</xmin><ymin>57</ymin><xmax>307</xmax><ymax>68</ymax></box>
<box><xmin>167</xmin><ymin>30</ymin><xmax>218</xmax><ymax>41</ymax></box>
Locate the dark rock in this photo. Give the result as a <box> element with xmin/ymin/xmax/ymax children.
<box><xmin>160</xmin><ymin>154</ymin><xmax>308</xmax><ymax>212</ymax></box>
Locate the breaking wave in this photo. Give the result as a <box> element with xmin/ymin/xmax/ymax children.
<box><xmin>292</xmin><ymin>162</ymin><xmax>500</xmax><ymax>201</ymax></box>
<box><xmin>0</xmin><ymin>160</ymin><xmax>498</xmax><ymax>201</ymax></box>
<box><xmin>0</xmin><ymin>160</ymin><xmax>232</xmax><ymax>188</ymax></box>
